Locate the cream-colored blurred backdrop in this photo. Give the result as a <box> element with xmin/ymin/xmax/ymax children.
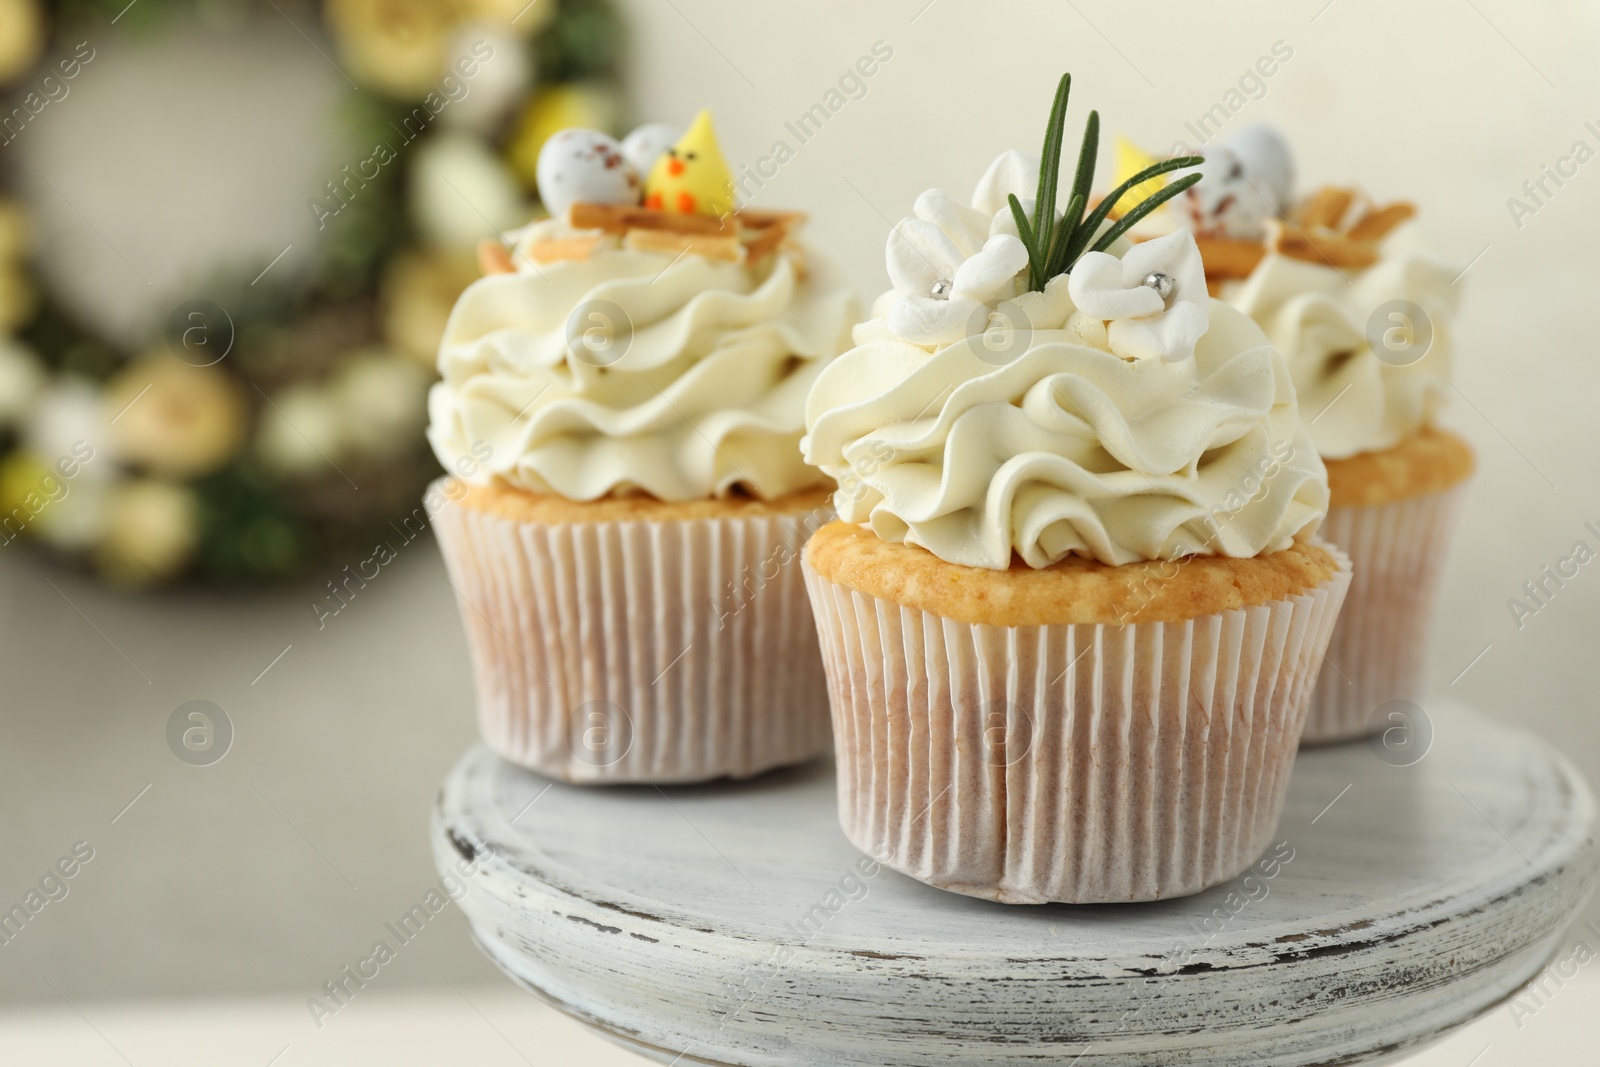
<box><xmin>619</xmin><ymin>0</ymin><xmax>1600</xmax><ymax>926</ymax></box>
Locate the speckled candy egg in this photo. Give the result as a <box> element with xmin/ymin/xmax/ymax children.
<box><xmin>1181</xmin><ymin>124</ymin><xmax>1294</xmax><ymax>240</ymax></box>
<box><xmin>535</xmin><ymin>129</ymin><xmax>639</xmax><ymax>219</ymax></box>
<box><xmin>620</xmin><ymin>123</ymin><xmax>681</xmax><ymax>181</ymax></box>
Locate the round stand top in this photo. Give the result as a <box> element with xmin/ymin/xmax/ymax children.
<box><xmin>433</xmin><ymin>701</ymin><xmax>1597</xmax><ymax>1066</ymax></box>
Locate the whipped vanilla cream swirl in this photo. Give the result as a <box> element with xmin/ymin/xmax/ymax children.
<box><xmin>804</xmin><ymin>273</ymin><xmax>1328</xmax><ymax>570</ymax></box>
<box><xmin>1227</xmin><ymin>240</ymin><xmax>1458</xmax><ymax>459</ymax></box>
<box><xmin>428</xmin><ymin>220</ymin><xmax>858</xmax><ymax>501</ymax></box>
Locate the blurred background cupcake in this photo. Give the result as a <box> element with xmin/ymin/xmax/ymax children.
<box><xmin>426</xmin><ymin>109</ymin><xmax>858</xmax><ymax>783</ymax></box>
<box><xmin>1114</xmin><ymin>125</ymin><xmax>1474</xmax><ymax>743</ymax></box>
<box><xmin>801</xmin><ymin>81</ymin><xmax>1351</xmax><ymax>903</ymax></box>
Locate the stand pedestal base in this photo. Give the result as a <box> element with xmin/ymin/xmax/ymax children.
<box><xmin>432</xmin><ymin>701</ymin><xmax>1597</xmax><ymax>1066</ymax></box>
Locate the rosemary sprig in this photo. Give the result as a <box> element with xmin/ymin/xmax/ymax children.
<box><xmin>1029</xmin><ymin>74</ymin><xmax>1072</xmax><ymax>290</ymax></box>
<box><xmin>1008</xmin><ymin>73</ymin><xmax>1206</xmax><ymax>292</ymax></box>
<box><xmin>1090</xmin><ymin>173</ymin><xmax>1203</xmax><ymax>253</ymax></box>
<box><xmin>1067</xmin><ymin>157</ymin><xmax>1202</xmax><ymax>265</ymax></box>
<box><xmin>1053</xmin><ymin>106</ymin><xmax>1099</xmax><ymax>274</ymax></box>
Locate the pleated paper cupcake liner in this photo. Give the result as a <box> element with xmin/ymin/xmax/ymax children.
<box><xmin>1304</xmin><ymin>487</ymin><xmax>1465</xmax><ymax>744</ymax></box>
<box><xmin>802</xmin><ymin>546</ymin><xmax>1351</xmax><ymax>904</ymax></box>
<box><xmin>432</xmin><ymin>482</ymin><xmax>833</xmax><ymax>784</ymax></box>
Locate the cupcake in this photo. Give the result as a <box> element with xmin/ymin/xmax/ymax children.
<box><xmin>1116</xmin><ymin>125</ymin><xmax>1473</xmax><ymax>743</ymax></box>
<box><xmin>799</xmin><ymin>76</ymin><xmax>1351</xmax><ymax>904</ymax></box>
<box><xmin>427</xmin><ymin>112</ymin><xmax>858</xmax><ymax>783</ymax></box>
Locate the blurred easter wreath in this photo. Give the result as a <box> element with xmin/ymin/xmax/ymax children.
<box><xmin>0</xmin><ymin>0</ymin><xmax>626</xmax><ymax>586</ymax></box>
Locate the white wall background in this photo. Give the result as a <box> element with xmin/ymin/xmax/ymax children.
<box><xmin>618</xmin><ymin>0</ymin><xmax>1600</xmax><ymax>929</ymax></box>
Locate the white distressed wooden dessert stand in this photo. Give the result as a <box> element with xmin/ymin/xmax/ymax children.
<box><xmin>431</xmin><ymin>701</ymin><xmax>1597</xmax><ymax>1066</ymax></box>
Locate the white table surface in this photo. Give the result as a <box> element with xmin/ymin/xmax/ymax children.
<box><xmin>2</xmin><ymin>973</ymin><xmax>1595</xmax><ymax>1066</ymax></box>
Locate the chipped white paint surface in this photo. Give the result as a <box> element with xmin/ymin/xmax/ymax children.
<box><xmin>432</xmin><ymin>701</ymin><xmax>1597</xmax><ymax>1066</ymax></box>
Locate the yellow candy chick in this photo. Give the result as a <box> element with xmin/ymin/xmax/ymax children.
<box><xmin>644</xmin><ymin>110</ymin><xmax>735</xmax><ymax>217</ymax></box>
<box><xmin>1113</xmin><ymin>137</ymin><xmax>1167</xmax><ymax>215</ymax></box>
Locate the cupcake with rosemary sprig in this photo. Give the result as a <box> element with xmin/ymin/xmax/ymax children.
<box><xmin>800</xmin><ymin>76</ymin><xmax>1351</xmax><ymax>904</ymax></box>
<box><xmin>1115</xmin><ymin>126</ymin><xmax>1473</xmax><ymax>744</ymax></box>
<box><xmin>428</xmin><ymin>111</ymin><xmax>858</xmax><ymax>784</ymax></box>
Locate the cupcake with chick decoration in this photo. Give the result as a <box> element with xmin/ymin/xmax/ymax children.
<box><xmin>1116</xmin><ymin>126</ymin><xmax>1475</xmax><ymax>744</ymax></box>
<box><xmin>427</xmin><ymin>110</ymin><xmax>859</xmax><ymax>784</ymax></box>
<box><xmin>800</xmin><ymin>76</ymin><xmax>1351</xmax><ymax>904</ymax></box>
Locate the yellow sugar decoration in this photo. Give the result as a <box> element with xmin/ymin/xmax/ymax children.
<box><xmin>644</xmin><ymin>110</ymin><xmax>736</xmax><ymax>218</ymax></box>
<box><xmin>1113</xmin><ymin>137</ymin><xmax>1167</xmax><ymax>216</ymax></box>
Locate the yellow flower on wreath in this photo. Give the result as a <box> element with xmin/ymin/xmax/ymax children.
<box><xmin>106</xmin><ymin>353</ymin><xmax>248</xmax><ymax>479</ymax></box>
<box><xmin>327</xmin><ymin>0</ymin><xmax>556</xmax><ymax>98</ymax></box>
<box><xmin>326</xmin><ymin>0</ymin><xmax>463</xmax><ymax>99</ymax></box>
<box><xmin>0</xmin><ymin>448</ymin><xmax>47</xmax><ymax>528</ymax></box>
<box><xmin>0</xmin><ymin>0</ymin><xmax>45</xmax><ymax>86</ymax></box>
<box><xmin>460</xmin><ymin>0</ymin><xmax>556</xmax><ymax>37</ymax></box>
<box><xmin>382</xmin><ymin>247</ymin><xmax>479</xmax><ymax>364</ymax></box>
<box><xmin>0</xmin><ymin>198</ymin><xmax>28</xmax><ymax>263</ymax></box>
<box><xmin>0</xmin><ymin>196</ymin><xmax>33</xmax><ymax>332</ymax></box>
<box><xmin>96</xmin><ymin>479</ymin><xmax>200</xmax><ymax>588</ymax></box>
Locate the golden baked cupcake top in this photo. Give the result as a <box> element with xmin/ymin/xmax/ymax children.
<box><xmin>802</xmin><ymin>76</ymin><xmax>1329</xmax><ymax>572</ymax></box>
<box><xmin>427</xmin><ymin>112</ymin><xmax>858</xmax><ymax>504</ymax></box>
<box><xmin>1324</xmin><ymin>424</ymin><xmax>1474</xmax><ymax>509</ymax></box>
<box><xmin>807</xmin><ymin>520</ymin><xmax>1341</xmax><ymax>626</ymax></box>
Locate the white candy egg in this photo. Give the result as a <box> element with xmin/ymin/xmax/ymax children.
<box><xmin>536</xmin><ymin>129</ymin><xmax>639</xmax><ymax>218</ymax></box>
<box><xmin>1182</xmin><ymin>124</ymin><xmax>1295</xmax><ymax>240</ymax></box>
<box><xmin>620</xmin><ymin>122</ymin><xmax>681</xmax><ymax>179</ymax></box>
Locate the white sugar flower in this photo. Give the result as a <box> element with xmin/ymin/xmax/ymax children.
<box><xmin>972</xmin><ymin>149</ymin><xmax>1040</xmax><ymax>237</ymax></box>
<box><xmin>1067</xmin><ymin>229</ymin><xmax>1210</xmax><ymax>363</ymax></box>
<box><xmin>885</xmin><ymin>188</ymin><xmax>1029</xmax><ymax>346</ymax></box>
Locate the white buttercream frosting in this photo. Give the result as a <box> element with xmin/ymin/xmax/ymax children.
<box><xmin>428</xmin><ymin>218</ymin><xmax>858</xmax><ymax>501</ymax></box>
<box><xmin>1226</xmin><ymin>232</ymin><xmax>1459</xmax><ymax>459</ymax></box>
<box><xmin>803</xmin><ymin>157</ymin><xmax>1328</xmax><ymax>571</ymax></box>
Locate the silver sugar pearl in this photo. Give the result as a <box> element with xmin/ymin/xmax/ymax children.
<box><xmin>930</xmin><ymin>278</ymin><xmax>953</xmax><ymax>300</ymax></box>
<box><xmin>1142</xmin><ymin>272</ymin><xmax>1175</xmax><ymax>302</ymax></box>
